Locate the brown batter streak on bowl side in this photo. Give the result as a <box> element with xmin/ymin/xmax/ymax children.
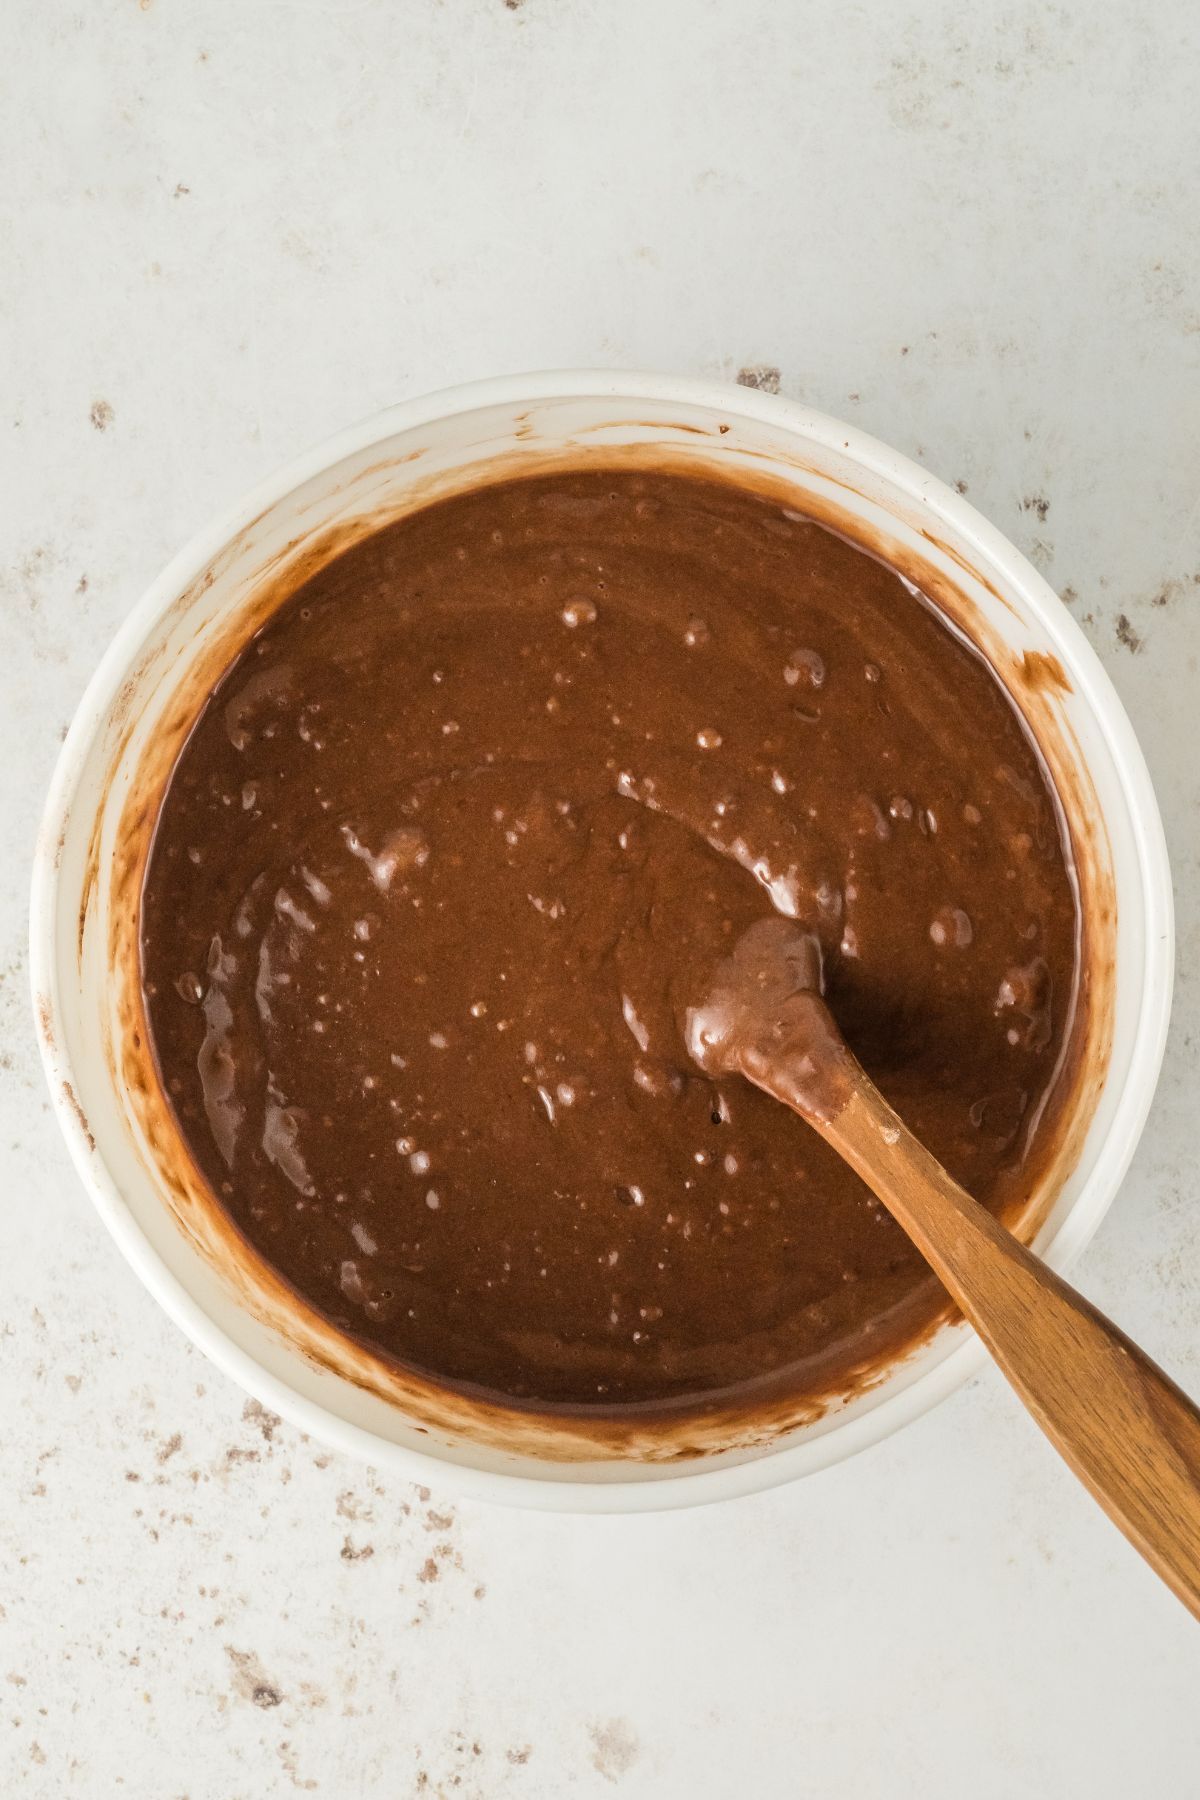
<box><xmin>1021</xmin><ymin>649</ymin><xmax>1073</xmax><ymax>696</ymax></box>
<box><xmin>35</xmin><ymin>994</ymin><xmax>55</xmax><ymax>1054</ymax></box>
<box><xmin>78</xmin><ymin>805</ymin><xmax>104</xmax><ymax>968</ymax></box>
<box><xmin>61</xmin><ymin>1080</ymin><xmax>96</xmax><ymax>1153</ymax></box>
<box><xmin>105</xmin><ymin>431</ymin><xmax>1116</xmax><ymax>1465</ymax></box>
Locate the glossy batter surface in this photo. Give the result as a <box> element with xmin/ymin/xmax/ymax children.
<box><xmin>141</xmin><ymin>469</ymin><xmax>1080</xmax><ymax>1418</ymax></box>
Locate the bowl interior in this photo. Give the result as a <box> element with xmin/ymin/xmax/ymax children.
<box><xmin>35</xmin><ymin>381</ymin><xmax>1164</xmax><ymax>1508</ymax></box>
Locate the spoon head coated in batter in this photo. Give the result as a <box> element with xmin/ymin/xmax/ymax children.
<box><xmin>686</xmin><ymin>917</ymin><xmax>855</xmax><ymax>1125</ymax></box>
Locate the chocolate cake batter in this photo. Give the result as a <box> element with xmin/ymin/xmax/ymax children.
<box><xmin>141</xmin><ymin>468</ymin><xmax>1080</xmax><ymax>1419</ymax></box>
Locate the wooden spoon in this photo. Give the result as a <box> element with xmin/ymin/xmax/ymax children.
<box><xmin>687</xmin><ymin>916</ymin><xmax>1200</xmax><ymax>1620</ymax></box>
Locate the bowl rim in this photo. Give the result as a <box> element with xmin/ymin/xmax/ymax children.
<box><xmin>29</xmin><ymin>369</ymin><xmax>1175</xmax><ymax>1511</ymax></box>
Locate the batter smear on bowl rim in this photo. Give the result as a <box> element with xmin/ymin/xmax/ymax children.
<box><xmin>140</xmin><ymin>467</ymin><xmax>1082</xmax><ymax>1423</ymax></box>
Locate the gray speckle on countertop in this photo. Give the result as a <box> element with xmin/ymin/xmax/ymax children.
<box><xmin>2</xmin><ymin>0</ymin><xmax>1199</xmax><ymax>1794</ymax></box>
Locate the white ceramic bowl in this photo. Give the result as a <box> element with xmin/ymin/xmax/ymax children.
<box><xmin>31</xmin><ymin>372</ymin><xmax>1173</xmax><ymax>1510</ymax></box>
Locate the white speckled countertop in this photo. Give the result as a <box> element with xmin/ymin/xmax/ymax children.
<box><xmin>3</xmin><ymin>1</ymin><xmax>1199</xmax><ymax>1793</ymax></box>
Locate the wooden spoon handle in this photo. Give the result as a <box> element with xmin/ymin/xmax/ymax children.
<box><xmin>821</xmin><ymin>1075</ymin><xmax>1200</xmax><ymax>1618</ymax></box>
